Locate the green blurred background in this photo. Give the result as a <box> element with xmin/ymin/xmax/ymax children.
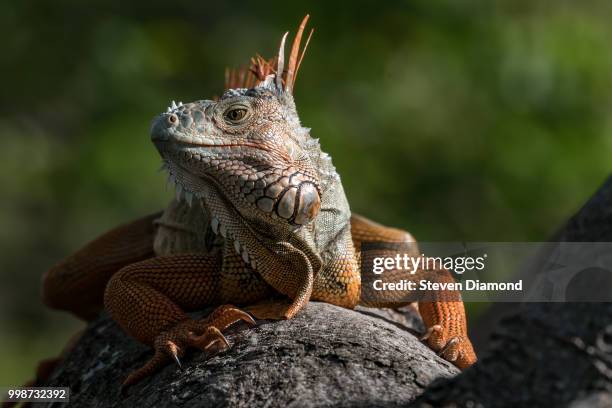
<box><xmin>1</xmin><ymin>0</ymin><xmax>611</xmax><ymax>386</ymax></box>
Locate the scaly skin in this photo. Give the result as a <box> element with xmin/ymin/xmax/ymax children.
<box><xmin>37</xmin><ymin>15</ymin><xmax>476</xmax><ymax>392</ymax></box>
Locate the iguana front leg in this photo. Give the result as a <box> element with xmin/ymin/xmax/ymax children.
<box><xmin>103</xmin><ymin>250</ymin><xmax>269</xmax><ymax>390</ymax></box>
<box><xmin>351</xmin><ymin>214</ymin><xmax>477</xmax><ymax>369</ymax></box>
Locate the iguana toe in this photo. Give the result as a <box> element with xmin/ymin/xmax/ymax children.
<box><xmin>121</xmin><ymin>305</ymin><xmax>255</xmax><ymax>393</ymax></box>
<box><xmin>421</xmin><ymin>324</ymin><xmax>477</xmax><ymax>370</ymax></box>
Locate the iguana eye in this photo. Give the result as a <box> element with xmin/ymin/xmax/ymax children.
<box><xmin>224</xmin><ymin>107</ymin><xmax>249</xmax><ymax>124</ymax></box>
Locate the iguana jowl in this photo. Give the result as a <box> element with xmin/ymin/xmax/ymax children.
<box><xmin>41</xmin><ymin>15</ymin><xmax>476</xmax><ymax>390</ymax></box>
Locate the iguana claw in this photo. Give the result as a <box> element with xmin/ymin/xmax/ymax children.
<box><xmin>167</xmin><ymin>341</ymin><xmax>183</xmax><ymax>370</ymax></box>
<box><xmin>421</xmin><ymin>324</ymin><xmax>476</xmax><ymax>369</ymax></box>
<box><xmin>121</xmin><ymin>305</ymin><xmax>255</xmax><ymax>393</ymax></box>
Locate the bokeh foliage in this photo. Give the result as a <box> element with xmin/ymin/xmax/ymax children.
<box><xmin>1</xmin><ymin>0</ymin><xmax>611</xmax><ymax>385</ymax></box>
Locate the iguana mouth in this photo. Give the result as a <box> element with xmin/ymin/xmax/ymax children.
<box><xmin>175</xmin><ymin>141</ymin><xmax>272</xmax><ymax>153</ymax></box>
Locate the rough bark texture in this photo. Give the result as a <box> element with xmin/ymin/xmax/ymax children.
<box><xmin>471</xmin><ymin>175</ymin><xmax>612</xmax><ymax>350</ymax></box>
<box><xmin>410</xmin><ymin>303</ymin><xmax>612</xmax><ymax>408</ymax></box>
<box><xmin>42</xmin><ymin>303</ymin><xmax>458</xmax><ymax>408</ymax></box>
<box><xmin>410</xmin><ymin>175</ymin><xmax>612</xmax><ymax>408</ymax></box>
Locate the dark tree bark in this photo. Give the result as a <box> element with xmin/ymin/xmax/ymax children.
<box><xmin>42</xmin><ymin>304</ymin><xmax>457</xmax><ymax>408</ymax></box>
<box><xmin>471</xmin><ymin>175</ymin><xmax>612</xmax><ymax>351</ymax></box>
<box><xmin>410</xmin><ymin>303</ymin><xmax>612</xmax><ymax>408</ymax></box>
<box><xmin>410</xmin><ymin>176</ymin><xmax>612</xmax><ymax>408</ymax></box>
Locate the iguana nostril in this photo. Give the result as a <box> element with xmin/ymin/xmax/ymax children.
<box><xmin>167</xmin><ymin>114</ymin><xmax>178</xmax><ymax>126</ymax></box>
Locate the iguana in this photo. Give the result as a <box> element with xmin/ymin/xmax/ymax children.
<box><xmin>38</xmin><ymin>15</ymin><xmax>476</xmax><ymax>391</ymax></box>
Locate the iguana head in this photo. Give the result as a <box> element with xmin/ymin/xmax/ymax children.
<box><xmin>151</xmin><ymin>17</ymin><xmax>321</xmax><ymax>230</ymax></box>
